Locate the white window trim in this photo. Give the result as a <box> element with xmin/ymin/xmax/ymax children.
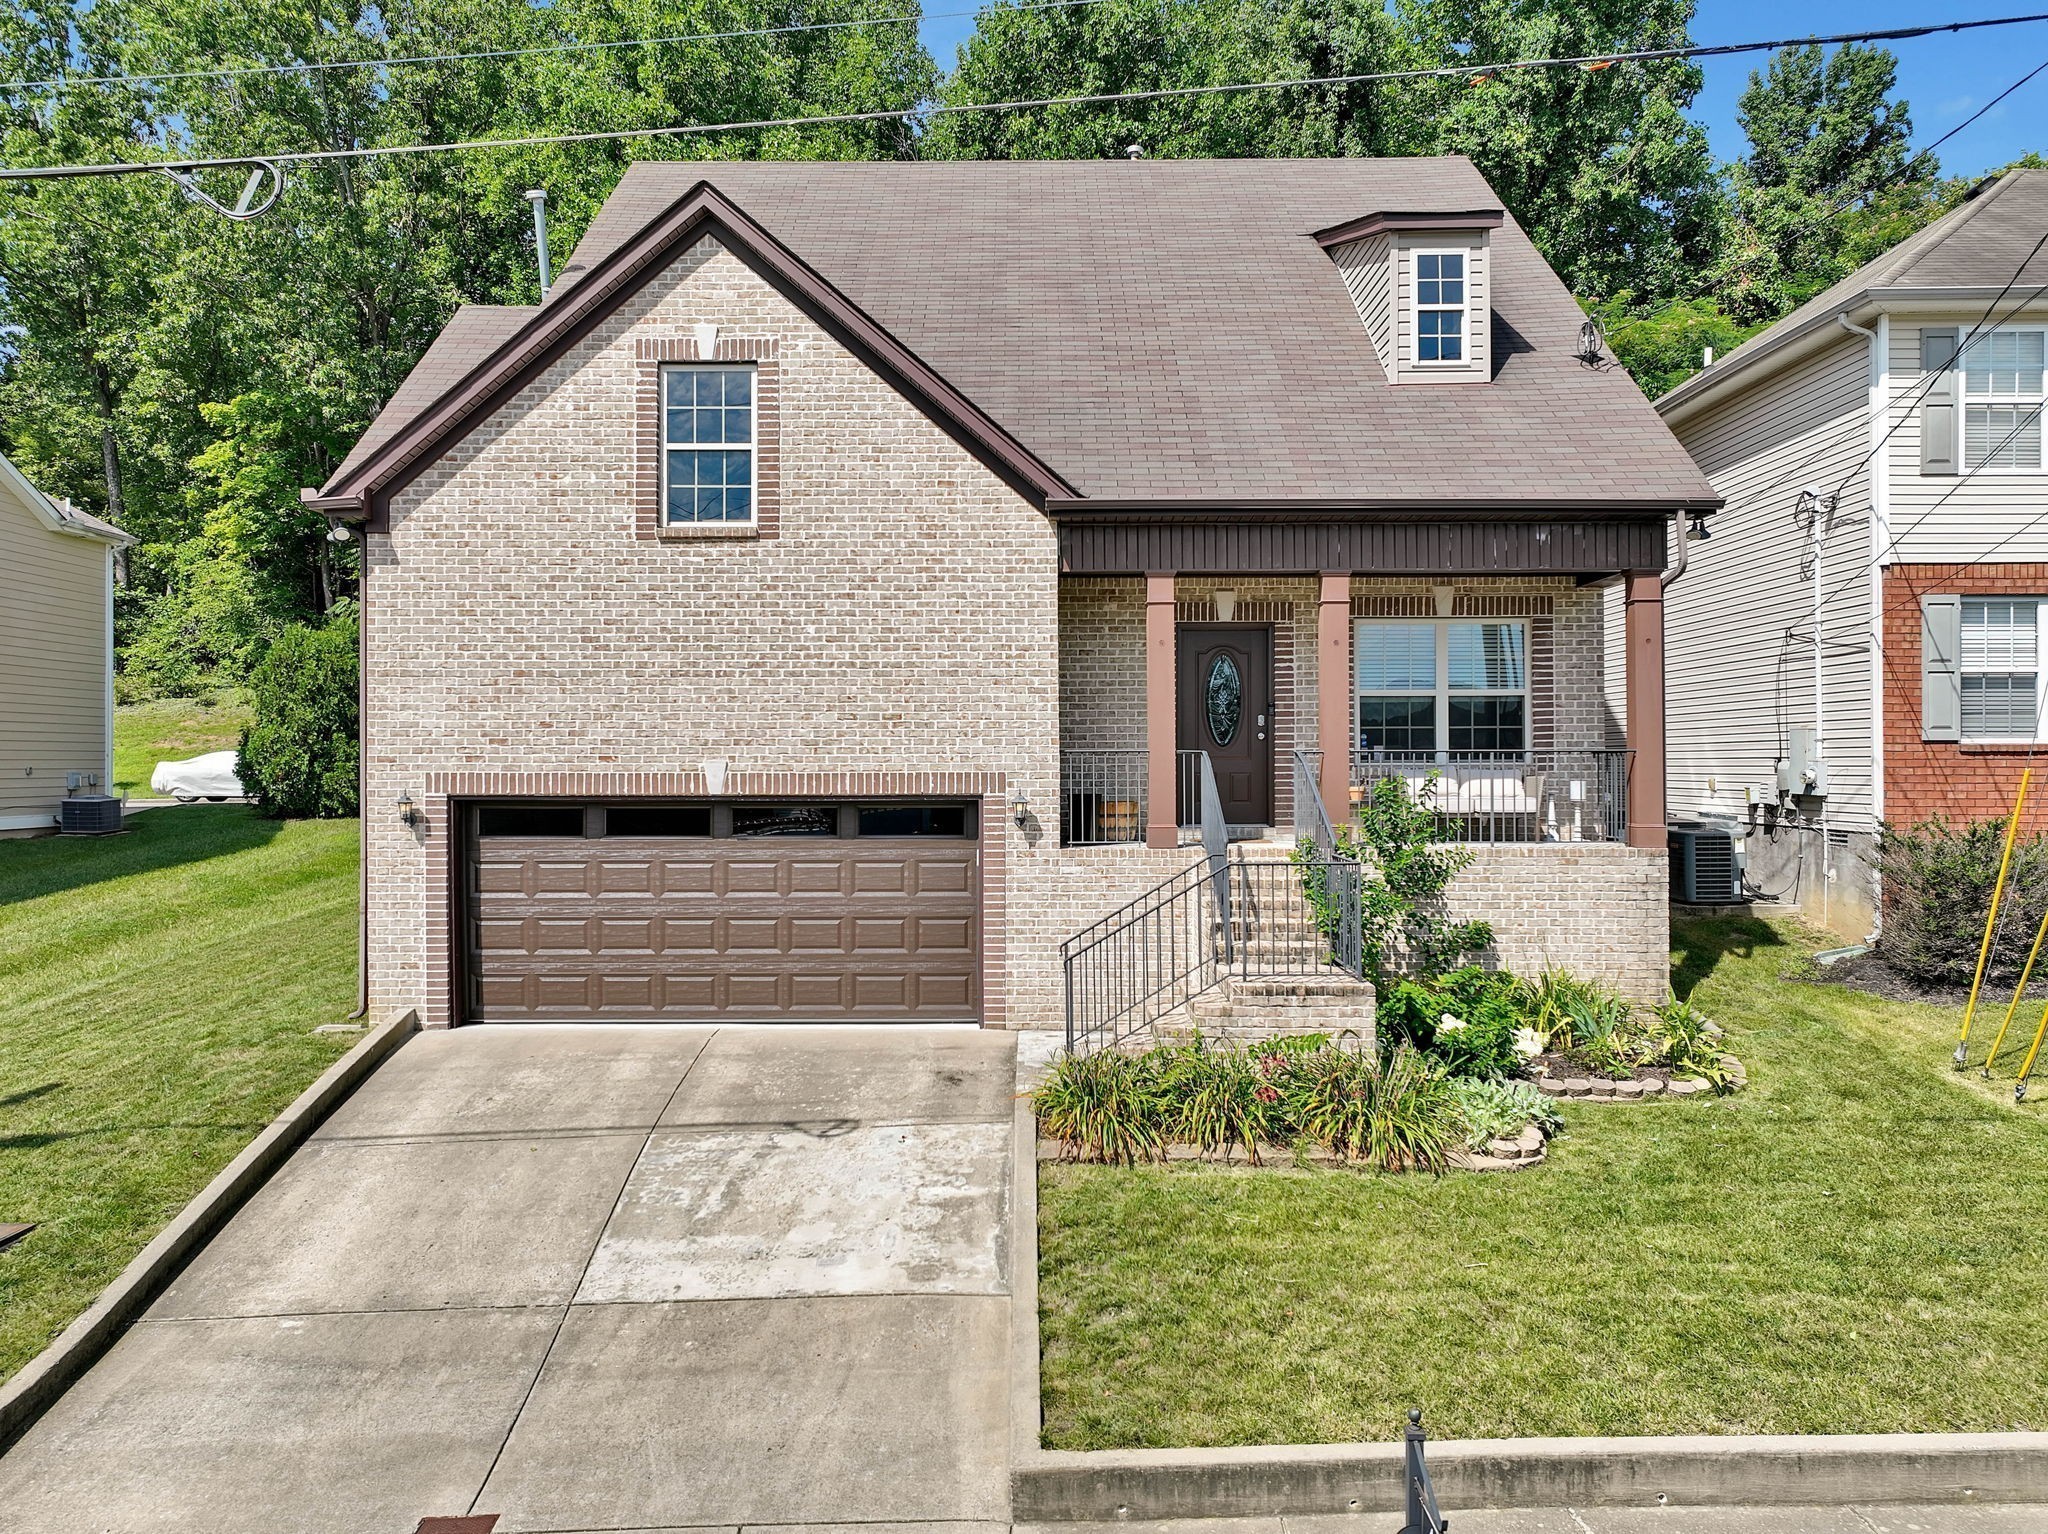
<box><xmin>1960</xmin><ymin>325</ymin><xmax>2047</xmax><ymax>474</ymax></box>
<box><xmin>1960</xmin><ymin>596</ymin><xmax>2047</xmax><ymax>742</ymax></box>
<box><xmin>1353</xmin><ymin>618</ymin><xmax>1529</xmax><ymax>760</ymax></box>
<box><xmin>1411</xmin><ymin>248</ymin><xmax>1470</xmax><ymax>368</ymax></box>
<box><xmin>660</xmin><ymin>362</ymin><xmax>757</xmax><ymax>526</ymax></box>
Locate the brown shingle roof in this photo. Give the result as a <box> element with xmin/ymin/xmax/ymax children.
<box><xmin>329</xmin><ymin>159</ymin><xmax>1714</xmax><ymax>509</ymax></box>
<box><xmin>330</xmin><ymin>305</ymin><xmax>536</xmax><ymax>481</ymax></box>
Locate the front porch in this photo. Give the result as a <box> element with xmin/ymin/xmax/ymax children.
<box><xmin>1056</xmin><ymin>572</ymin><xmax>1665</xmax><ymax>853</ymax></box>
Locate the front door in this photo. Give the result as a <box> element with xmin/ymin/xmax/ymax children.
<box><xmin>1177</xmin><ymin>625</ymin><xmax>1273</xmax><ymax>826</ymax></box>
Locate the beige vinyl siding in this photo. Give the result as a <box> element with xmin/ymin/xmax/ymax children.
<box><xmin>0</xmin><ymin>483</ymin><xmax>112</xmax><ymax>822</ymax></box>
<box><xmin>1887</xmin><ymin>312</ymin><xmax>2048</xmax><ymax>561</ymax></box>
<box><xmin>1658</xmin><ymin>333</ymin><xmax>1877</xmax><ymax>830</ymax></box>
<box><xmin>1328</xmin><ymin>232</ymin><xmax>1394</xmax><ymax>371</ymax></box>
<box><xmin>1391</xmin><ymin>232</ymin><xmax>1490</xmax><ymax>383</ymax></box>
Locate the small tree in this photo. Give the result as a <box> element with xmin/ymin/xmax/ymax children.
<box><xmin>1298</xmin><ymin>774</ymin><xmax>1493</xmax><ymax>989</ymax></box>
<box><xmin>237</xmin><ymin>608</ymin><xmax>359</xmax><ymax>819</ymax></box>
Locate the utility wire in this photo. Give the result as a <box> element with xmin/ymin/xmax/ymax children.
<box><xmin>6</xmin><ymin>9</ymin><xmax>2048</xmax><ymax>180</ymax></box>
<box><xmin>0</xmin><ymin>0</ymin><xmax>1128</xmax><ymax>95</ymax></box>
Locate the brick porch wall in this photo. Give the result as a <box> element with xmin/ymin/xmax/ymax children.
<box><xmin>1882</xmin><ymin>563</ymin><xmax>2048</xmax><ymax>831</ymax></box>
<box><xmin>1445</xmin><ymin>843</ymin><xmax>1670</xmax><ymax>1002</ymax></box>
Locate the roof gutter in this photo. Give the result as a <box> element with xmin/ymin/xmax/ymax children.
<box><xmin>1045</xmin><ymin>495</ymin><xmax>1721</xmax><ymax>518</ymax></box>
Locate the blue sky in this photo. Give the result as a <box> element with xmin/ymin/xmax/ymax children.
<box><xmin>916</xmin><ymin>1</ymin><xmax>2048</xmax><ymax>179</ymax></box>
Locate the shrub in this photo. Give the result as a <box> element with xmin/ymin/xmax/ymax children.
<box><xmin>236</xmin><ymin>608</ymin><xmax>359</xmax><ymax>819</ymax></box>
<box><xmin>1296</xmin><ymin>773</ymin><xmax>1493</xmax><ymax>989</ymax></box>
<box><xmin>1446</xmin><ymin>1077</ymin><xmax>1563</xmax><ymax>1149</ymax></box>
<box><xmin>1876</xmin><ymin>816</ymin><xmax>2048</xmax><ymax>988</ymax></box>
<box><xmin>1641</xmin><ymin>996</ymin><xmax>1739</xmax><ymax>1091</ymax></box>
<box><xmin>1376</xmin><ymin>966</ymin><xmax>1525</xmax><ymax>1079</ymax></box>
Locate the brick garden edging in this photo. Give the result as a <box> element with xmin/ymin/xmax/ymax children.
<box><xmin>1532</xmin><ymin>1053</ymin><xmax>1748</xmax><ymax>1102</ymax></box>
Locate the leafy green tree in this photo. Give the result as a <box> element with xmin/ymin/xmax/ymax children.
<box><xmin>1592</xmin><ymin>294</ymin><xmax>1760</xmax><ymax>398</ymax></box>
<box><xmin>1713</xmin><ymin>43</ymin><xmax>1925</xmax><ymax>322</ymax></box>
<box><xmin>238</xmin><ymin>607</ymin><xmax>361</xmax><ymax>818</ymax></box>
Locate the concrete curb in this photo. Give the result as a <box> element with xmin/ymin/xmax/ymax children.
<box><xmin>0</xmin><ymin>1010</ymin><xmax>419</xmax><ymax>1447</ymax></box>
<box><xmin>1011</xmin><ymin>1431</ymin><xmax>2048</xmax><ymax>1519</ymax></box>
<box><xmin>1009</xmin><ymin>1082</ymin><xmax>1044</xmax><ymax>1478</ymax></box>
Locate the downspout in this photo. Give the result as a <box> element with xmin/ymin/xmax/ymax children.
<box><xmin>1660</xmin><ymin>509</ymin><xmax>1689</xmax><ymax>590</ymax></box>
<box><xmin>345</xmin><ymin>521</ymin><xmax>369</xmax><ymax>1019</ymax></box>
<box><xmin>1839</xmin><ymin>312</ymin><xmax>1885</xmax><ymax>940</ymax></box>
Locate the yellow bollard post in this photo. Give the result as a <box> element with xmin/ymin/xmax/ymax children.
<box><xmin>1987</xmin><ymin>905</ymin><xmax>2048</xmax><ymax>1076</ymax></box>
<box><xmin>1960</xmin><ymin>768</ymin><xmax>2032</xmax><ymax>1069</ymax></box>
<box><xmin>2016</xmin><ymin>996</ymin><xmax>2048</xmax><ymax>1103</ymax></box>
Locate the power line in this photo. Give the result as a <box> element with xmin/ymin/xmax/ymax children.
<box><xmin>0</xmin><ymin>0</ymin><xmax>1127</xmax><ymax>96</ymax></box>
<box><xmin>6</xmin><ymin>9</ymin><xmax>2048</xmax><ymax>182</ymax></box>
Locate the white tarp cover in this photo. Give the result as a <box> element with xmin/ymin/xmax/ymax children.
<box><xmin>150</xmin><ymin>751</ymin><xmax>246</xmax><ymax>800</ymax></box>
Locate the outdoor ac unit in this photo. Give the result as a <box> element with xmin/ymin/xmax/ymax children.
<box><xmin>58</xmin><ymin>795</ymin><xmax>123</xmax><ymax>836</ymax></box>
<box><xmin>1669</xmin><ymin>819</ymin><xmax>1745</xmax><ymax>904</ymax></box>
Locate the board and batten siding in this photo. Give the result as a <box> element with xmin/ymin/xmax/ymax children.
<box><xmin>1885</xmin><ymin>311</ymin><xmax>2048</xmax><ymax>561</ymax></box>
<box><xmin>1654</xmin><ymin>332</ymin><xmax>1878</xmax><ymax>831</ymax></box>
<box><xmin>0</xmin><ymin>482</ymin><xmax>115</xmax><ymax>827</ymax></box>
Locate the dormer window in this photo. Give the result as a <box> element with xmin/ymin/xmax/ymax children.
<box><xmin>1415</xmin><ymin>252</ymin><xmax>1466</xmax><ymax>364</ymax></box>
<box><xmin>1315</xmin><ymin>208</ymin><xmax>1498</xmax><ymax>385</ymax></box>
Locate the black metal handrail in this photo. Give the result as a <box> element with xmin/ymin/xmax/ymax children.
<box><xmin>1289</xmin><ymin>748</ymin><xmax>1364</xmax><ymax>980</ymax></box>
<box><xmin>1349</xmin><ymin>748</ymin><xmax>1631</xmax><ymax>844</ymax></box>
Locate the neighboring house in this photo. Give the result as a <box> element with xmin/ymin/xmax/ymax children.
<box><xmin>0</xmin><ymin>453</ymin><xmax>130</xmax><ymax>837</ymax></box>
<box><xmin>1651</xmin><ymin>167</ymin><xmax>2048</xmax><ymax>938</ymax></box>
<box><xmin>305</xmin><ymin>159</ymin><xmax>1714</xmax><ymax>1031</ymax></box>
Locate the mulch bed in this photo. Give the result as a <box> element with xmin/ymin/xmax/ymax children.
<box><xmin>1798</xmin><ymin>948</ymin><xmax>1982</xmax><ymax>1007</ymax></box>
<box><xmin>1525</xmin><ymin>1052</ymin><xmax>1678</xmax><ymax>1087</ymax></box>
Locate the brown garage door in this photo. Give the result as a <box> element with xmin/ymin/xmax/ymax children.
<box><xmin>463</xmin><ymin>801</ymin><xmax>980</xmax><ymax>1023</ymax></box>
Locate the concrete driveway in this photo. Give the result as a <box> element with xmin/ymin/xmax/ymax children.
<box><xmin>0</xmin><ymin>1024</ymin><xmax>1017</xmax><ymax>1534</ymax></box>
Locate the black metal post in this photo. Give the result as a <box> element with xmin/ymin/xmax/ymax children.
<box><xmin>1400</xmin><ymin>1408</ymin><xmax>1448</xmax><ymax>1534</ymax></box>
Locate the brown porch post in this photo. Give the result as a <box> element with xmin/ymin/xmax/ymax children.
<box><xmin>1145</xmin><ymin>572</ymin><xmax>1179</xmax><ymax>849</ymax></box>
<box><xmin>1317</xmin><ymin>572</ymin><xmax>1352</xmax><ymax>822</ymax></box>
<box><xmin>1623</xmin><ymin>569</ymin><xmax>1667</xmax><ymax>850</ymax></box>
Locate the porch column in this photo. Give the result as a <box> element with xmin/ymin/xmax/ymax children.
<box><xmin>1145</xmin><ymin>572</ymin><xmax>1179</xmax><ymax>849</ymax></box>
<box><xmin>1317</xmin><ymin>572</ymin><xmax>1352</xmax><ymax>822</ymax></box>
<box><xmin>1623</xmin><ymin>569</ymin><xmax>1667</xmax><ymax>850</ymax></box>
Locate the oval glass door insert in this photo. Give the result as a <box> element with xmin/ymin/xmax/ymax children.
<box><xmin>1206</xmin><ymin>654</ymin><xmax>1242</xmax><ymax>746</ymax></box>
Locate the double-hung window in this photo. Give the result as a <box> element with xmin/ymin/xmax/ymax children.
<box><xmin>1414</xmin><ymin>252</ymin><xmax>1466</xmax><ymax>364</ymax></box>
<box><xmin>1962</xmin><ymin>328</ymin><xmax>2046</xmax><ymax>471</ymax></box>
<box><xmin>662</xmin><ymin>364</ymin><xmax>755</xmax><ymax>524</ymax></box>
<box><xmin>1355</xmin><ymin>620</ymin><xmax>1528</xmax><ymax>759</ymax></box>
<box><xmin>1961</xmin><ymin>598</ymin><xmax>2043</xmax><ymax>739</ymax></box>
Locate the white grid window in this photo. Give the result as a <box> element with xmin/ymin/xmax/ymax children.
<box><xmin>1961</xmin><ymin>598</ymin><xmax>2042</xmax><ymax>739</ymax></box>
<box><xmin>1414</xmin><ymin>251</ymin><xmax>1466</xmax><ymax>364</ymax></box>
<box><xmin>662</xmin><ymin>364</ymin><xmax>755</xmax><ymax>524</ymax></box>
<box><xmin>1962</xmin><ymin>329</ymin><xmax>2045</xmax><ymax>471</ymax></box>
<box><xmin>1356</xmin><ymin>620</ymin><xmax>1527</xmax><ymax>758</ymax></box>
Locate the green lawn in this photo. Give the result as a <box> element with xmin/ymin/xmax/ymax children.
<box><xmin>1038</xmin><ymin>915</ymin><xmax>2048</xmax><ymax>1448</ymax></box>
<box><xmin>112</xmin><ymin>693</ymin><xmax>251</xmax><ymax>798</ymax></box>
<box><xmin>0</xmin><ymin>806</ymin><xmax>358</xmax><ymax>1382</ymax></box>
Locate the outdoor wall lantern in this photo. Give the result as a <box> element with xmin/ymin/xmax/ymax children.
<box><xmin>397</xmin><ymin>790</ymin><xmax>423</xmax><ymax>829</ymax></box>
<box><xmin>1011</xmin><ymin>788</ymin><xmax>1030</xmax><ymax>828</ymax></box>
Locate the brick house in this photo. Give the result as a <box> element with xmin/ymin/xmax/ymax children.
<box><xmin>306</xmin><ymin>159</ymin><xmax>1711</xmax><ymax>1032</ymax></box>
<box><xmin>1653</xmin><ymin>168</ymin><xmax>2048</xmax><ymax>938</ymax></box>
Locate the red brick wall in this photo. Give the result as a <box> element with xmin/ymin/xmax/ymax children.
<box><xmin>1883</xmin><ymin>563</ymin><xmax>2048</xmax><ymax>830</ymax></box>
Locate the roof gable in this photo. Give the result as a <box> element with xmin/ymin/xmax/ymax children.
<box><xmin>0</xmin><ymin>451</ymin><xmax>129</xmax><ymax>545</ymax></box>
<box><xmin>310</xmin><ymin>181</ymin><xmax>1074</xmax><ymax>525</ymax></box>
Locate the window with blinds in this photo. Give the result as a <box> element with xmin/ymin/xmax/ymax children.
<box><xmin>1961</xmin><ymin>598</ymin><xmax>2041</xmax><ymax>739</ymax></box>
<box><xmin>1962</xmin><ymin>329</ymin><xmax>2045</xmax><ymax>472</ymax></box>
